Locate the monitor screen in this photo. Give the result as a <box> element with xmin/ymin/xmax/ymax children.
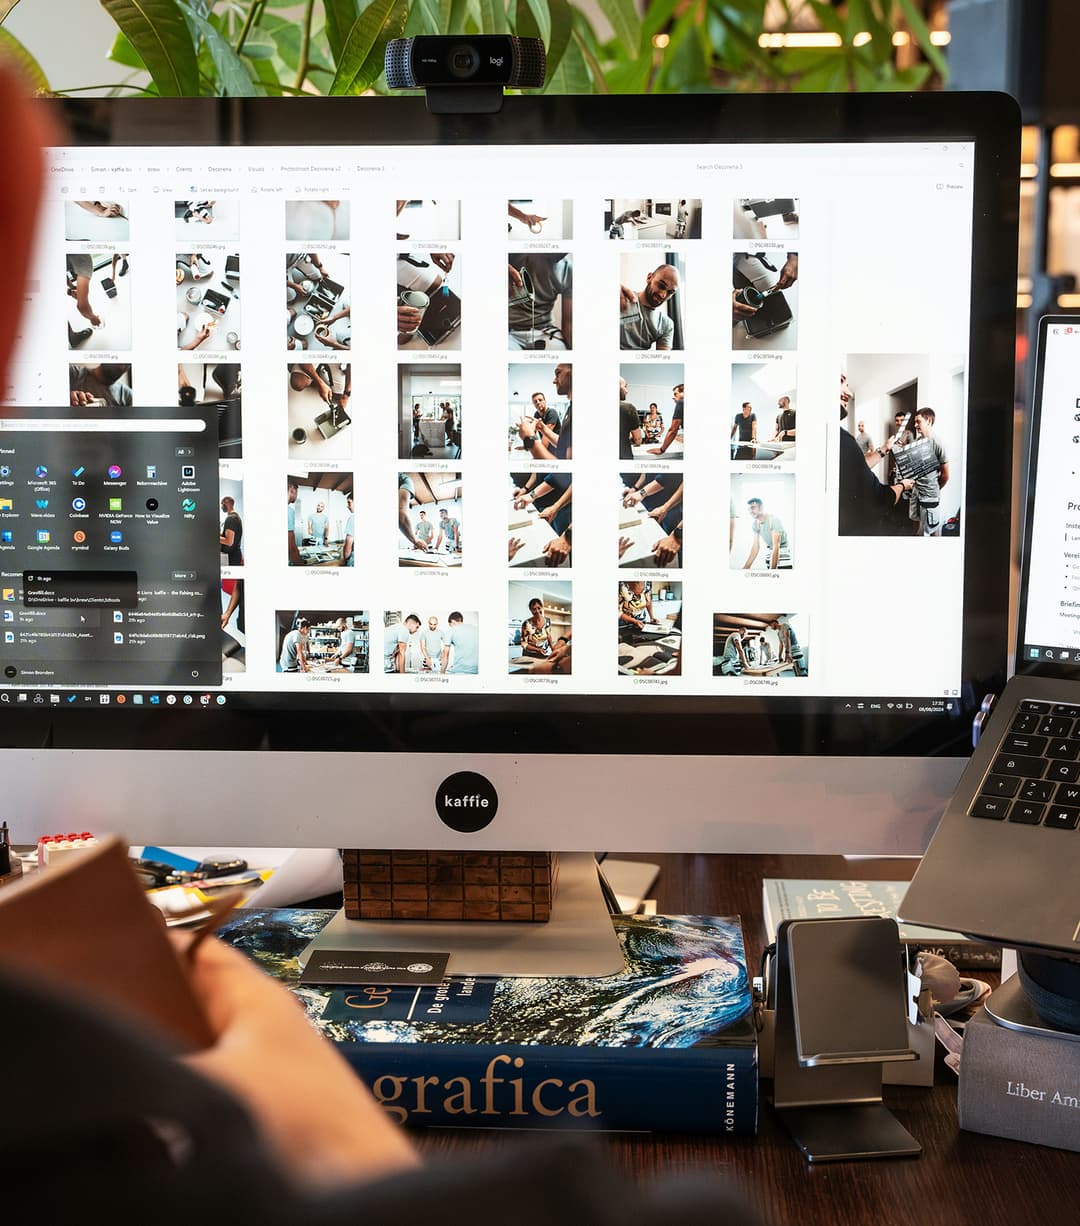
<box><xmin>0</xmin><ymin>94</ymin><xmax>1018</xmax><ymax>854</ymax></box>
<box><xmin>1016</xmin><ymin>315</ymin><xmax>1080</xmax><ymax>669</ymax></box>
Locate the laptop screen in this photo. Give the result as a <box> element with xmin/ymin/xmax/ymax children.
<box><xmin>1018</xmin><ymin>316</ymin><xmax>1080</xmax><ymax>671</ymax></box>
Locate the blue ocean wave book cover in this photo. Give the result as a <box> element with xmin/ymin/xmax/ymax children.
<box><xmin>219</xmin><ymin>909</ymin><xmax>758</xmax><ymax>1134</ymax></box>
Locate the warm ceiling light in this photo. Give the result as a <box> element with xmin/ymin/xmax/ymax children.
<box><xmin>757</xmin><ymin>32</ymin><xmax>843</xmax><ymax>48</ymax></box>
<box><xmin>930</xmin><ymin>31</ymin><xmax>951</xmax><ymax>46</ymax></box>
<box><xmin>853</xmin><ymin>31</ymin><xmax>872</xmax><ymax>47</ymax></box>
<box><xmin>1020</xmin><ymin>163</ymin><xmax>1038</xmax><ymax>178</ymax></box>
<box><xmin>892</xmin><ymin>31</ymin><xmax>911</xmax><ymax>45</ymax></box>
<box><xmin>1050</xmin><ymin>163</ymin><xmax>1080</xmax><ymax>177</ymax></box>
<box><xmin>652</xmin><ymin>32</ymin><xmax>669</xmax><ymax>48</ymax></box>
<box><xmin>1016</xmin><ymin>294</ymin><xmax>1033</xmax><ymax>309</ymax></box>
<box><xmin>1058</xmin><ymin>294</ymin><xmax>1080</xmax><ymax>309</ymax></box>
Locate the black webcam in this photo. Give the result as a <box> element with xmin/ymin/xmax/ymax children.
<box><xmin>385</xmin><ymin>35</ymin><xmax>546</xmax><ymax>114</ymax></box>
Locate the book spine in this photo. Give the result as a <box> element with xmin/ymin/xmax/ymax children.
<box><xmin>959</xmin><ymin>1014</ymin><xmax>1080</xmax><ymax>1152</ymax></box>
<box><xmin>338</xmin><ymin>1041</ymin><xmax>758</xmax><ymax>1134</ymax></box>
<box><xmin>904</xmin><ymin>940</ymin><xmax>1001</xmax><ymax>970</ymax></box>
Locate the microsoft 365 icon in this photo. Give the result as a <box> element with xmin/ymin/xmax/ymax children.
<box><xmin>436</xmin><ymin>771</ymin><xmax>498</xmax><ymax>832</ymax></box>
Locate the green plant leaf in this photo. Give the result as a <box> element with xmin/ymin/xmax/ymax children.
<box><xmin>570</xmin><ymin>23</ymin><xmax>607</xmax><ymax>92</ymax></box>
<box><xmin>407</xmin><ymin>0</ymin><xmax>438</xmax><ymax>35</ymax></box>
<box><xmin>477</xmin><ymin>0</ymin><xmax>509</xmax><ymax>35</ymax></box>
<box><xmin>99</xmin><ymin>0</ymin><xmax>200</xmax><ymax>96</ymax></box>
<box><xmin>264</xmin><ymin>13</ymin><xmax>334</xmax><ymax>72</ymax></box>
<box><xmin>597</xmin><ymin>0</ymin><xmax>639</xmax><ymax>55</ymax></box>
<box><xmin>324</xmin><ymin>0</ymin><xmax>359</xmax><ymax>63</ymax></box>
<box><xmin>240</xmin><ymin>38</ymin><xmax>276</xmax><ymax>59</ymax></box>
<box><xmin>542</xmin><ymin>0</ymin><xmax>573</xmax><ymax>85</ymax></box>
<box><xmin>329</xmin><ymin>0</ymin><xmax>408</xmax><ymax>94</ymax></box>
<box><xmin>448</xmin><ymin>0</ymin><xmax>469</xmax><ymax>34</ymax></box>
<box><xmin>892</xmin><ymin>62</ymin><xmax>931</xmax><ymax>91</ymax></box>
<box><xmin>514</xmin><ymin>0</ymin><xmax>543</xmax><ymax>42</ymax></box>
<box><xmin>247</xmin><ymin>51</ymin><xmax>284</xmax><ymax>91</ymax></box>
<box><xmin>261</xmin><ymin>14</ymin><xmax>300</xmax><ymax>70</ymax></box>
<box><xmin>805</xmin><ymin>1</ymin><xmax>844</xmax><ymax>37</ymax></box>
<box><xmin>653</xmin><ymin>7</ymin><xmax>706</xmax><ymax>93</ymax></box>
<box><xmin>177</xmin><ymin>0</ymin><xmax>257</xmax><ymax>94</ymax></box>
<box><xmin>707</xmin><ymin>5</ymin><xmax>776</xmax><ymax>80</ymax></box>
<box><xmin>641</xmin><ymin>0</ymin><xmax>678</xmax><ymax>40</ymax></box>
<box><xmin>895</xmin><ymin>0</ymin><xmax>947</xmax><ymax>82</ymax></box>
<box><xmin>791</xmin><ymin>51</ymin><xmax>849</xmax><ymax>92</ymax></box>
<box><xmin>0</xmin><ymin>27</ymin><xmax>49</xmax><ymax>92</ymax></box>
<box><xmin>108</xmin><ymin>30</ymin><xmax>147</xmax><ymax>70</ymax></box>
<box><xmin>604</xmin><ymin>43</ymin><xmax>651</xmax><ymax>94</ymax></box>
<box><xmin>547</xmin><ymin>23</ymin><xmax>591</xmax><ymax>93</ymax></box>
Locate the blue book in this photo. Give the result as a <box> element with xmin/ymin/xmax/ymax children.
<box><xmin>218</xmin><ymin>909</ymin><xmax>758</xmax><ymax>1135</ymax></box>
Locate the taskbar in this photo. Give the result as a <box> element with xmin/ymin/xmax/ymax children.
<box><xmin>0</xmin><ymin>688</ymin><xmax>962</xmax><ymax>718</ymax></box>
<box><xmin>3</xmin><ymin>689</ymin><xmax>226</xmax><ymax>708</ymax></box>
<box><xmin>1022</xmin><ymin>643</ymin><xmax>1080</xmax><ymax>666</ymax></box>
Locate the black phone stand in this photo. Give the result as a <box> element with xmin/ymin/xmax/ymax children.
<box><xmin>771</xmin><ymin>917</ymin><xmax>921</xmax><ymax>1162</ymax></box>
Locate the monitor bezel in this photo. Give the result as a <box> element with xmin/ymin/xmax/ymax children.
<box><xmin>6</xmin><ymin>91</ymin><xmax>1019</xmax><ymax>760</ymax></box>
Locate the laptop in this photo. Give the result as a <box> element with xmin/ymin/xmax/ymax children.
<box><xmin>903</xmin><ymin>316</ymin><xmax>1080</xmax><ymax>955</ymax></box>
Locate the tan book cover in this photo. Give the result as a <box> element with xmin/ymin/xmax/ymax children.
<box><xmin>0</xmin><ymin>835</ymin><xmax>214</xmax><ymax>1049</ymax></box>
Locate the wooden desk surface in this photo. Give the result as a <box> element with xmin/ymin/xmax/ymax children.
<box><xmin>413</xmin><ymin>852</ymin><xmax>1080</xmax><ymax>1226</ymax></box>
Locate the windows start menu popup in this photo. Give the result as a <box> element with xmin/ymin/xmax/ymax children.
<box><xmin>0</xmin><ymin>406</ymin><xmax>221</xmax><ymax>687</ymax></box>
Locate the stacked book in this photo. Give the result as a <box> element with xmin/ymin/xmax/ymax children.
<box><xmin>219</xmin><ymin>908</ymin><xmax>758</xmax><ymax>1134</ymax></box>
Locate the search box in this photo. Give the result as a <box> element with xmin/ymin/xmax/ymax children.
<box><xmin>0</xmin><ymin>418</ymin><xmax>206</xmax><ymax>432</ymax></box>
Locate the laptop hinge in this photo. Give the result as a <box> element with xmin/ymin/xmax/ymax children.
<box><xmin>972</xmin><ymin>692</ymin><xmax>997</xmax><ymax>749</ymax></box>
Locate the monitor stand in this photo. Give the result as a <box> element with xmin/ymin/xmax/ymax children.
<box><xmin>299</xmin><ymin>853</ymin><xmax>624</xmax><ymax>978</ymax></box>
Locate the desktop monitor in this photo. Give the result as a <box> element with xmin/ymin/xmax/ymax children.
<box><xmin>0</xmin><ymin>93</ymin><xmax>1018</xmax><ymax>857</ymax></box>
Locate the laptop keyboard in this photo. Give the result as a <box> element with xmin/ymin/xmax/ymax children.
<box><xmin>970</xmin><ymin>699</ymin><xmax>1080</xmax><ymax>829</ymax></box>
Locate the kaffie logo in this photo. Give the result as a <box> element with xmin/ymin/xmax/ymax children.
<box><xmin>435</xmin><ymin>770</ymin><xmax>498</xmax><ymax>832</ymax></box>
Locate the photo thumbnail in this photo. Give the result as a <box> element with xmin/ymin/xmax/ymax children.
<box><xmin>619</xmin><ymin>364</ymin><xmax>684</xmax><ymax>460</ymax></box>
<box><xmin>287</xmin><ymin>471</ymin><xmax>354</xmax><ymax>567</ymax></box>
<box><xmin>839</xmin><ymin>355</ymin><xmax>964</xmax><ymax>538</ymax></box>
<box><xmin>713</xmin><ymin>613</ymin><xmax>807</xmax><ymax>678</ymax></box>
<box><xmin>288</xmin><ymin>362</ymin><xmax>352</xmax><ymax>461</ymax></box>
<box><xmin>285</xmin><ymin>199</ymin><xmax>350</xmax><ymax>241</ymax></box>
<box><xmin>618</xmin><ymin>580</ymin><xmax>681</xmax><ymax>676</ymax></box>
<box><xmin>398</xmin><ymin>471</ymin><xmax>462</xmax><ymax>567</ymax></box>
<box><xmin>730</xmin><ymin>359</ymin><xmax>796</xmax><ymax>463</ymax></box>
<box><xmin>176</xmin><ymin>251</ymin><xmax>240</xmax><ymax>352</ymax></box>
<box><xmin>179</xmin><ymin>362</ymin><xmax>241</xmax><ymax>459</ymax></box>
<box><xmin>399</xmin><ymin>363</ymin><xmax>461</xmax><ymax>461</ymax></box>
<box><xmin>729</xmin><ymin>473</ymin><xmax>794</xmax><ymax>570</ymax></box>
<box><xmin>221</xmin><ymin>578</ymin><xmax>245</xmax><ymax>672</ymax></box>
<box><xmin>508</xmin><ymin>199</ymin><xmax>573</xmax><ymax>240</ymax></box>
<box><xmin>275</xmin><ymin>610</ymin><xmax>368</xmax><ymax>674</ymax></box>
<box><xmin>69</xmin><ymin>362</ymin><xmax>131</xmax><ymax>407</ymax></box>
<box><xmin>733</xmin><ymin>198</ymin><xmax>800</xmax><ymax>242</ymax></box>
<box><xmin>619</xmin><ymin>252</ymin><xmax>683</xmax><ymax>351</ymax></box>
<box><xmin>396</xmin><ymin>199</ymin><xmax>461</xmax><ymax>241</ymax></box>
<box><xmin>618</xmin><ymin>472</ymin><xmax>683</xmax><ymax>568</ymax></box>
<box><xmin>732</xmin><ymin>251</ymin><xmax>798</xmax><ymax>351</ymax></box>
<box><xmin>384</xmin><ymin>609</ymin><xmax>478</xmax><ymax>674</ymax></box>
<box><xmin>219</xmin><ymin>476</ymin><xmax>244</xmax><ymax>569</ymax></box>
<box><xmin>66</xmin><ymin>252</ymin><xmax>130</xmax><ymax>351</ymax></box>
<box><xmin>287</xmin><ymin>251</ymin><xmax>350</xmax><ymax>350</ymax></box>
<box><xmin>509</xmin><ymin>581</ymin><xmax>572</xmax><ymax>674</ymax></box>
<box><xmin>174</xmin><ymin>198</ymin><xmax>239</xmax><ymax>239</ymax></box>
<box><xmin>64</xmin><ymin>199</ymin><xmax>129</xmax><ymax>242</ymax></box>
<box><xmin>606</xmin><ymin>198</ymin><xmax>700</xmax><ymax>240</ymax></box>
<box><xmin>508</xmin><ymin>252</ymin><xmax>572</xmax><ymax>351</ymax></box>
<box><xmin>508</xmin><ymin>361</ymin><xmax>570</xmax><ymax>458</ymax></box>
<box><xmin>398</xmin><ymin>252</ymin><xmax>460</xmax><ymax>350</ymax></box>
<box><xmin>508</xmin><ymin>473</ymin><xmax>571</xmax><ymax>568</ymax></box>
